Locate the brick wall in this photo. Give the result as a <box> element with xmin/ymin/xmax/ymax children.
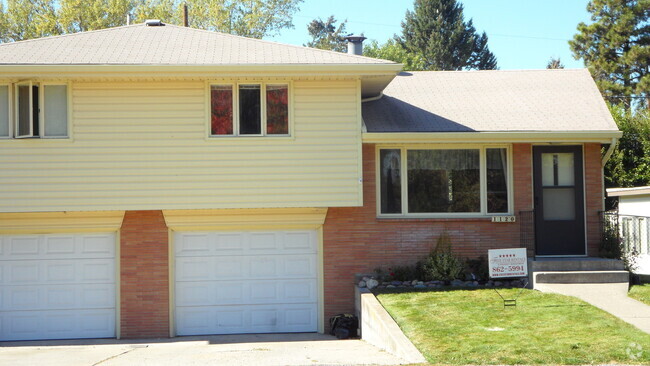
<box><xmin>322</xmin><ymin>143</ymin><xmax>603</xmax><ymax>319</ymax></box>
<box><xmin>584</xmin><ymin>143</ymin><xmax>604</xmax><ymax>255</ymax></box>
<box><xmin>120</xmin><ymin>210</ymin><xmax>169</xmax><ymax>338</ymax></box>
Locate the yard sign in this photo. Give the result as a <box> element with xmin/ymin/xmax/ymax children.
<box><xmin>488</xmin><ymin>248</ymin><xmax>528</xmax><ymax>278</ymax></box>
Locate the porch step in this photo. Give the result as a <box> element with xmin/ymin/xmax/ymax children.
<box><xmin>527</xmin><ymin>258</ymin><xmax>629</xmax><ymax>289</ymax></box>
<box><xmin>534</xmin><ymin>270</ymin><xmax>629</xmax><ymax>284</ymax></box>
<box><xmin>528</xmin><ymin>258</ymin><xmax>625</xmax><ymax>272</ymax></box>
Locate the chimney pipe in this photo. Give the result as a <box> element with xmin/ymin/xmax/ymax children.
<box><xmin>344</xmin><ymin>35</ymin><xmax>367</xmax><ymax>56</ymax></box>
<box><xmin>126</xmin><ymin>13</ymin><xmax>131</xmax><ymax>26</ymax></box>
<box><xmin>183</xmin><ymin>3</ymin><xmax>189</xmax><ymax>27</ymax></box>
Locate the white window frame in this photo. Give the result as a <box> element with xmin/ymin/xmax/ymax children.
<box><xmin>14</xmin><ymin>81</ymin><xmax>33</xmax><ymax>139</ymax></box>
<box><xmin>376</xmin><ymin>144</ymin><xmax>514</xmax><ymax>218</ymax></box>
<box><xmin>0</xmin><ymin>83</ymin><xmax>11</xmax><ymax>139</ymax></box>
<box><xmin>39</xmin><ymin>82</ymin><xmax>71</xmax><ymax>139</ymax></box>
<box><xmin>207</xmin><ymin>81</ymin><xmax>292</xmax><ymax>138</ymax></box>
<box><xmin>10</xmin><ymin>81</ymin><xmax>71</xmax><ymax>140</ymax></box>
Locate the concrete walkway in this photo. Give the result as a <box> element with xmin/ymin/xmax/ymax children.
<box><xmin>0</xmin><ymin>333</ymin><xmax>408</xmax><ymax>366</ymax></box>
<box><xmin>536</xmin><ymin>282</ymin><xmax>650</xmax><ymax>333</ymax></box>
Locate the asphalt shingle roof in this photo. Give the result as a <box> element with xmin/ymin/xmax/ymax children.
<box><xmin>362</xmin><ymin>69</ymin><xmax>619</xmax><ymax>133</ymax></box>
<box><xmin>0</xmin><ymin>23</ymin><xmax>394</xmax><ymax>65</ymax></box>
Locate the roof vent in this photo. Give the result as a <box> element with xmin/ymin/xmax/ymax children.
<box><xmin>145</xmin><ymin>19</ymin><xmax>163</xmax><ymax>26</ymax></box>
<box><xmin>344</xmin><ymin>35</ymin><xmax>367</xmax><ymax>56</ymax></box>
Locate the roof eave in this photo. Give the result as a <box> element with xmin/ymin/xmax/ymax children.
<box><xmin>0</xmin><ymin>63</ymin><xmax>402</xmax><ymax>77</ymax></box>
<box><xmin>362</xmin><ymin>130</ymin><xmax>623</xmax><ymax>144</ymax></box>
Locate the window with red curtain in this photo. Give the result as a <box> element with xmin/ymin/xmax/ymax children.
<box><xmin>211</xmin><ymin>85</ymin><xmax>233</xmax><ymax>135</ymax></box>
<box><xmin>266</xmin><ymin>85</ymin><xmax>288</xmax><ymax>135</ymax></box>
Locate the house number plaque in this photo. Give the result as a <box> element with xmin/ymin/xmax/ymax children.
<box><xmin>491</xmin><ymin>216</ymin><xmax>516</xmax><ymax>223</ymax></box>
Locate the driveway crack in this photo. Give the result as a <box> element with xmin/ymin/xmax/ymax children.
<box><xmin>91</xmin><ymin>347</ymin><xmax>139</xmax><ymax>366</ymax></box>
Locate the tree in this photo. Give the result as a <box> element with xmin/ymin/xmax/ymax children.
<box><xmin>363</xmin><ymin>39</ymin><xmax>426</xmax><ymax>71</ymax></box>
<box><xmin>0</xmin><ymin>0</ymin><xmax>303</xmax><ymax>42</ymax></box>
<box><xmin>604</xmin><ymin>105</ymin><xmax>650</xmax><ymax>188</ymax></box>
<box><xmin>0</xmin><ymin>0</ymin><xmax>59</xmax><ymax>42</ymax></box>
<box><xmin>58</xmin><ymin>0</ymin><xmax>135</xmax><ymax>33</ymax></box>
<box><xmin>570</xmin><ymin>0</ymin><xmax>650</xmax><ymax>109</ymax></box>
<box><xmin>546</xmin><ymin>57</ymin><xmax>565</xmax><ymax>69</ymax></box>
<box><xmin>305</xmin><ymin>15</ymin><xmax>347</xmax><ymax>52</ymax></box>
<box><xmin>397</xmin><ymin>0</ymin><xmax>497</xmax><ymax>70</ymax></box>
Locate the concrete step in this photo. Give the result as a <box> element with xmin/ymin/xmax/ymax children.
<box><xmin>534</xmin><ymin>270</ymin><xmax>629</xmax><ymax>284</ymax></box>
<box><xmin>528</xmin><ymin>258</ymin><xmax>625</xmax><ymax>271</ymax></box>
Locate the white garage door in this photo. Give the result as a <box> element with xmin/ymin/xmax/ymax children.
<box><xmin>175</xmin><ymin>230</ymin><xmax>318</xmax><ymax>335</ymax></box>
<box><xmin>0</xmin><ymin>233</ymin><xmax>116</xmax><ymax>341</ymax></box>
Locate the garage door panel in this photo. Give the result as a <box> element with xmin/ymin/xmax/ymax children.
<box><xmin>175</xmin><ymin>257</ymin><xmax>214</xmax><ymax>281</ymax></box>
<box><xmin>1</xmin><ymin>259</ymin><xmax>114</xmax><ymax>286</ymax></box>
<box><xmin>175</xmin><ymin>232</ymin><xmax>316</xmax><ymax>258</ymax></box>
<box><xmin>176</xmin><ymin>304</ymin><xmax>317</xmax><ymax>336</ymax></box>
<box><xmin>0</xmin><ymin>309</ymin><xmax>115</xmax><ymax>341</ymax></box>
<box><xmin>3</xmin><ymin>284</ymin><xmax>115</xmax><ymax>311</ymax></box>
<box><xmin>175</xmin><ymin>230</ymin><xmax>318</xmax><ymax>335</ymax></box>
<box><xmin>0</xmin><ymin>233</ymin><xmax>116</xmax><ymax>341</ymax></box>
<box><xmin>0</xmin><ymin>234</ymin><xmax>114</xmax><ymax>261</ymax></box>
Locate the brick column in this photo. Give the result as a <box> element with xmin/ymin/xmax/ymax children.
<box><xmin>120</xmin><ymin>210</ymin><xmax>169</xmax><ymax>338</ymax></box>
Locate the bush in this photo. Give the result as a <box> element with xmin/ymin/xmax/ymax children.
<box><xmin>421</xmin><ymin>232</ymin><xmax>464</xmax><ymax>281</ymax></box>
<box><xmin>465</xmin><ymin>256</ymin><xmax>489</xmax><ymax>281</ymax></box>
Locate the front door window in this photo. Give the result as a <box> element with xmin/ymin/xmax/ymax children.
<box><xmin>533</xmin><ymin>146</ymin><xmax>585</xmax><ymax>256</ymax></box>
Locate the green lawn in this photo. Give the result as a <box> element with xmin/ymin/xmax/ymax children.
<box><xmin>630</xmin><ymin>284</ymin><xmax>650</xmax><ymax>306</ymax></box>
<box><xmin>376</xmin><ymin>288</ymin><xmax>650</xmax><ymax>365</ymax></box>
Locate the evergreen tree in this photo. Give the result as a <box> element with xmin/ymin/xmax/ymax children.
<box><xmin>305</xmin><ymin>16</ymin><xmax>347</xmax><ymax>53</ymax></box>
<box><xmin>398</xmin><ymin>0</ymin><xmax>497</xmax><ymax>70</ymax></box>
<box><xmin>570</xmin><ymin>0</ymin><xmax>650</xmax><ymax>108</ymax></box>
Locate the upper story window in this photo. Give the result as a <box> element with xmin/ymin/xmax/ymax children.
<box><xmin>0</xmin><ymin>82</ymin><xmax>69</xmax><ymax>139</ymax></box>
<box><xmin>378</xmin><ymin>146</ymin><xmax>511</xmax><ymax>217</ymax></box>
<box><xmin>210</xmin><ymin>83</ymin><xmax>289</xmax><ymax>137</ymax></box>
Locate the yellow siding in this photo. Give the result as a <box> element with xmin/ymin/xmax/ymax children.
<box><xmin>0</xmin><ymin>79</ymin><xmax>362</xmax><ymax>212</ymax></box>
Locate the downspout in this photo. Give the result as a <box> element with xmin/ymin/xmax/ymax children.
<box><xmin>361</xmin><ymin>92</ymin><xmax>383</xmax><ymax>103</ymax></box>
<box><xmin>602</xmin><ymin>137</ymin><xmax>618</xmax><ymax>167</ymax></box>
<box><xmin>601</xmin><ymin>137</ymin><xmax>618</xmax><ymax>211</ymax></box>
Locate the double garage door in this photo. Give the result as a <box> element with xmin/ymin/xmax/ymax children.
<box><xmin>0</xmin><ymin>230</ymin><xmax>317</xmax><ymax>341</ymax></box>
<box><xmin>174</xmin><ymin>230</ymin><xmax>318</xmax><ymax>335</ymax></box>
<box><xmin>0</xmin><ymin>233</ymin><xmax>116</xmax><ymax>341</ymax></box>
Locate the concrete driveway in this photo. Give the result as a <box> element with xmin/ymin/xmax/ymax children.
<box><xmin>0</xmin><ymin>333</ymin><xmax>408</xmax><ymax>366</ymax></box>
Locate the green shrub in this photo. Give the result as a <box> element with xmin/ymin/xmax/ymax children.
<box><xmin>421</xmin><ymin>232</ymin><xmax>464</xmax><ymax>281</ymax></box>
<box><xmin>465</xmin><ymin>256</ymin><xmax>489</xmax><ymax>281</ymax></box>
<box><xmin>388</xmin><ymin>264</ymin><xmax>418</xmax><ymax>281</ymax></box>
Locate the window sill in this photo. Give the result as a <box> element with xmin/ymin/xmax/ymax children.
<box><xmin>376</xmin><ymin>214</ymin><xmax>514</xmax><ymax>221</ymax></box>
<box><xmin>205</xmin><ymin>135</ymin><xmax>295</xmax><ymax>142</ymax></box>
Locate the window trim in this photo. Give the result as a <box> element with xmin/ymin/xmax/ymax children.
<box><xmin>206</xmin><ymin>80</ymin><xmax>293</xmax><ymax>139</ymax></box>
<box><xmin>6</xmin><ymin>80</ymin><xmax>71</xmax><ymax>140</ymax></box>
<box><xmin>0</xmin><ymin>83</ymin><xmax>12</xmax><ymax>139</ymax></box>
<box><xmin>375</xmin><ymin>144</ymin><xmax>514</xmax><ymax>218</ymax></box>
<box><xmin>39</xmin><ymin>82</ymin><xmax>71</xmax><ymax>139</ymax></box>
<box><xmin>14</xmin><ymin>81</ymin><xmax>33</xmax><ymax>139</ymax></box>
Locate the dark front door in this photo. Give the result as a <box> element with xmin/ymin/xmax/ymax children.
<box><xmin>533</xmin><ymin>146</ymin><xmax>586</xmax><ymax>256</ymax></box>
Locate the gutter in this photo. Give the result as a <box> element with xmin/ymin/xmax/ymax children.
<box><xmin>601</xmin><ymin>137</ymin><xmax>618</xmax><ymax>167</ymax></box>
<box><xmin>362</xmin><ymin>131</ymin><xmax>623</xmax><ymax>144</ymax></box>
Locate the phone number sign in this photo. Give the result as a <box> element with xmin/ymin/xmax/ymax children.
<box><xmin>488</xmin><ymin>248</ymin><xmax>528</xmax><ymax>278</ymax></box>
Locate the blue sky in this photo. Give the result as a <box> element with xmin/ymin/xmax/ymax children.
<box><xmin>267</xmin><ymin>0</ymin><xmax>592</xmax><ymax>70</ymax></box>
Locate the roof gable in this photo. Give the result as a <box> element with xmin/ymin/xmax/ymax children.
<box><xmin>0</xmin><ymin>23</ymin><xmax>394</xmax><ymax>65</ymax></box>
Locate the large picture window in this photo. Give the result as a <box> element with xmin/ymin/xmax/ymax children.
<box><xmin>210</xmin><ymin>82</ymin><xmax>289</xmax><ymax>137</ymax></box>
<box><xmin>378</xmin><ymin>146</ymin><xmax>511</xmax><ymax>216</ymax></box>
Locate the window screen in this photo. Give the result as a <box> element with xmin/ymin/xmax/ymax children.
<box><xmin>44</xmin><ymin>85</ymin><xmax>68</xmax><ymax>137</ymax></box>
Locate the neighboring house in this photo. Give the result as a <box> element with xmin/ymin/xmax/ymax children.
<box><xmin>607</xmin><ymin>187</ymin><xmax>650</xmax><ymax>274</ymax></box>
<box><xmin>0</xmin><ymin>22</ymin><xmax>621</xmax><ymax>341</ymax></box>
